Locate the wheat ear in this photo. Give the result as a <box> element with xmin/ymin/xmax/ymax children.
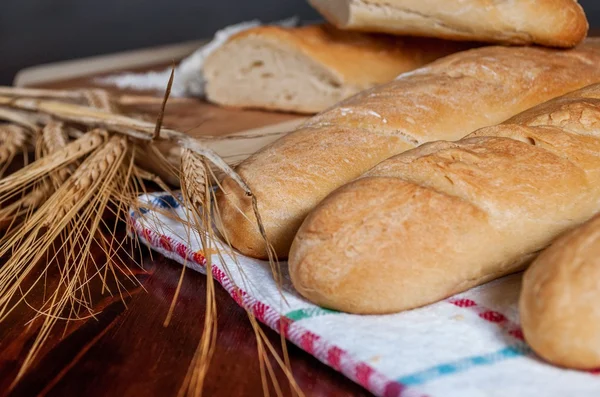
<box><xmin>41</xmin><ymin>121</ymin><xmax>72</xmax><ymax>184</ymax></box>
<box><xmin>83</xmin><ymin>88</ymin><xmax>119</xmax><ymax>113</ymax></box>
<box><xmin>181</xmin><ymin>149</ymin><xmax>207</xmax><ymax>206</ymax></box>
<box><xmin>42</xmin><ymin>120</ymin><xmax>69</xmax><ymax>153</ymax></box>
<box><xmin>0</xmin><ymin>124</ymin><xmax>28</xmax><ymax>165</ymax></box>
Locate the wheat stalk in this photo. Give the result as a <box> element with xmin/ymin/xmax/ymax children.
<box><xmin>0</xmin><ymin>86</ymin><xmax>84</xmax><ymax>100</ymax></box>
<box><xmin>0</xmin><ymin>106</ymin><xmax>44</xmax><ymax>132</ymax></box>
<box><xmin>0</xmin><ymin>85</ymin><xmax>195</xmax><ymax>106</ymax></box>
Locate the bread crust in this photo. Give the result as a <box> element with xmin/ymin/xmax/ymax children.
<box><xmin>203</xmin><ymin>24</ymin><xmax>471</xmax><ymax>113</ymax></box>
<box><xmin>309</xmin><ymin>0</ymin><xmax>588</xmax><ymax>47</ymax></box>
<box><xmin>216</xmin><ymin>40</ymin><xmax>600</xmax><ymax>260</ymax></box>
<box><xmin>520</xmin><ymin>213</ymin><xmax>600</xmax><ymax>370</ymax></box>
<box><xmin>289</xmin><ymin>83</ymin><xmax>600</xmax><ymax>314</ymax></box>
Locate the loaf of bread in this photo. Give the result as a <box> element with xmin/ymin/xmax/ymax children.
<box><xmin>289</xmin><ymin>83</ymin><xmax>600</xmax><ymax>314</ymax></box>
<box><xmin>308</xmin><ymin>0</ymin><xmax>588</xmax><ymax>47</ymax></box>
<box><xmin>520</xmin><ymin>212</ymin><xmax>600</xmax><ymax>370</ymax></box>
<box><xmin>203</xmin><ymin>24</ymin><xmax>470</xmax><ymax>113</ymax></box>
<box><xmin>216</xmin><ymin>41</ymin><xmax>600</xmax><ymax>260</ymax></box>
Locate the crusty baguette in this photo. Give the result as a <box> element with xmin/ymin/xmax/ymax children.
<box><xmin>203</xmin><ymin>24</ymin><xmax>471</xmax><ymax>114</ymax></box>
<box><xmin>520</xmin><ymin>213</ymin><xmax>600</xmax><ymax>370</ymax></box>
<box><xmin>216</xmin><ymin>40</ymin><xmax>600</xmax><ymax>260</ymax></box>
<box><xmin>289</xmin><ymin>83</ymin><xmax>600</xmax><ymax>314</ymax></box>
<box><xmin>308</xmin><ymin>0</ymin><xmax>588</xmax><ymax>47</ymax></box>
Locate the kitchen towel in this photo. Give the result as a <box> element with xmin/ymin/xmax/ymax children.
<box><xmin>129</xmin><ymin>191</ymin><xmax>600</xmax><ymax>397</ymax></box>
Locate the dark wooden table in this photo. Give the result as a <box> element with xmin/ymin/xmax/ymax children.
<box><xmin>0</xmin><ymin>73</ymin><xmax>371</xmax><ymax>397</ymax></box>
<box><xmin>0</xmin><ymin>232</ymin><xmax>369</xmax><ymax>397</ymax></box>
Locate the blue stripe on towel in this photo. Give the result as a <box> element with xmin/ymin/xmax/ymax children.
<box><xmin>398</xmin><ymin>344</ymin><xmax>532</xmax><ymax>386</ymax></box>
<box><xmin>153</xmin><ymin>194</ymin><xmax>181</xmax><ymax>209</ymax></box>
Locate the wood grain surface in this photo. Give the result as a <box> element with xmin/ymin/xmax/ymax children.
<box><xmin>0</xmin><ymin>67</ymin><xmax>370</xmax><ymax>397</ymax></box>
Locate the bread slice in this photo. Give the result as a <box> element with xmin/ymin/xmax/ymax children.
<box><xmin>309</xmin><ymin>0</ymin><xmax>588</xmax><ymax>47</ymax></box>
<box><xmin>203</xmin><ymin>24</ymin><xmax>471</xmax><ymax>114</ymax></box>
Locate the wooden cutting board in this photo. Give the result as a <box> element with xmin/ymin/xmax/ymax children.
<box><xmin>14</xmin><ymin>40</ymin><xmax>309</xmax><ymax>139</ymax></box>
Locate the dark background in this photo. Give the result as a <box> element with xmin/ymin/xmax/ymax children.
<box><xmin>1</xmin><ymin>0</ymin><xmax>599</xmax><ymax>84</ymax></box>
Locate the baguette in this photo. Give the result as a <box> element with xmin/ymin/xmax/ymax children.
<box><xmin>216</xmin><ymin>41</ymin><xmax>600</xmax><ymax>260</ymax></box>
<box><xmin>520</xmin><ymin>213</ymin><xmax>600</xmax><ymax>370</ymax></box>
<box><xmin>203</xmin><ymin>24</ymin><xmax>470</xmax><ymax>114</ymax></box>
<box><xmin>308</xmin><ymin>0</ymin><xmax>588</xmax><ymax>47</ymax></box>
<box><xmin>289</xmin><ymin>83</ymin><xmax>600</xmax><ymax>314</ymax></box>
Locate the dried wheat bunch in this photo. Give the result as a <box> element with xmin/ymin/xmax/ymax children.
<box><xmin>0</xmin><ymin>83</ymin><xmax>297</xmax><ymax>397</ymax></box>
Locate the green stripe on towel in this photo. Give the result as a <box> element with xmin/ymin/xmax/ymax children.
<box><xmin>286</xmin><ymin>307</ymin><xmax>339</xmax><ymax>321</ymax></box>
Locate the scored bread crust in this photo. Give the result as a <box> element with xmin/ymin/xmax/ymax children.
<box><xmin>308</xmin><ymin>0</ymin><xmax>588</xmax><ymax>48</ymax></box>
<box><xmin>203</xmin><ymin>24</ymin><xmax>471</xmax><ymax>113</ymax></box>
<box><xmin>289</xmin><ymin>83</ymin><xmax>600</xmax><ymax>314</ymax></box>
<box><xmin>520</xmin><ymin>212</ymin><xmax>600</xmax><ymax>370</ymax></box>
<box><xmin>216</xmin><ymin>40</ymin><xmax>600</xmax><ymax>260</ymax></box>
